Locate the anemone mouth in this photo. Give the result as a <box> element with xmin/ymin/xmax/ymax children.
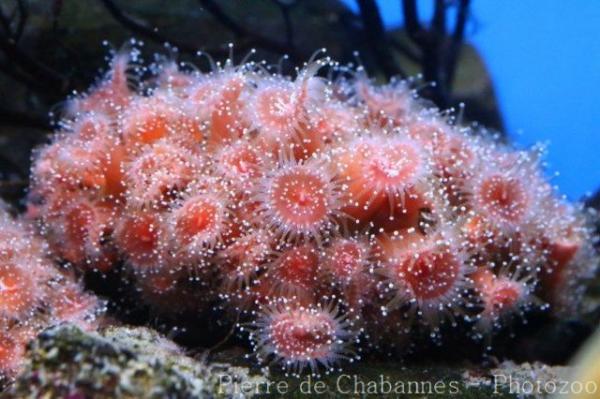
<box><xmin>175</xmin><ymin>199</ymin><xmax>220</xmax><ymax>243</ymax></box>
<box><xmin>377</xmin><ymin>232</ymin><xmax>468</xmax><ymax>317</ymax></box>
<box><xmin>478</xmin><ymin>174</ymin><xmax>529</xmax><ymax>224</ymax></box>
<box><xmin>269</xmin><ymin>310</ymin><xmax>337</xmax><ymax>361</ymax></box>
<box><xmin>167</xmin><ymin>193</ymin><xmax>230</xmax><ymax>262</ymax></box>
<box><xmin>324</xmin><ymin>238</ymin><xmax>370</xmax><ymax>282</ymax></box>
<box><xmin>217</xmin><ymin>141</ymin><xmax>264</xmax><ymax>183</ymax></box>
<box><xmin>254</xmin><ymin>304</ymin><xmax>352</xmax><ymax>372</ymax></box>
<box><xmin>340</xmin><ymin>138</ymin><xmax>427</xmax><ymax>212</ymax></box>
<box><xmin>271</xmin><ymin>245</ymin><xmax>319</xmax><ymax>293</ymax></box>
<box><xmin>257</xmin><ymin>86</ymin><xmax>295</xmax><ymax>127</ymax></box>
<box><xmin>368</xmin><ymin>143</ymin><xmax>422</xmax><ymax>188</ymax></box>
<box><xmin>395</xmin><ymin>248</ymin><xmax>462</xmax><ymax>301</ymax></box>
<box><xmin>270</xmin><ymin>171</ymin><xmax>329</xmax><ymax>227</ymax></box>
<box><xmin>231</xmin><ymin>150</ymin><xmax>259</xmax><ymax>176</ymax></box>
<box><xmin>260</xmin><ymin>160</ymin><xmax>342</xmax><ymax>242</ymax></box>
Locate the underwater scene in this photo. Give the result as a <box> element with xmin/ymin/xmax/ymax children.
<box><xmin>0</xmin><ymin>1</ymin><xmax>599</xmax><ymax>398</ymax></box>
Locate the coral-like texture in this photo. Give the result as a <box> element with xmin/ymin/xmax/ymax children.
<box><xmin>28</xmin><ymin>51</ymin><xmax>597</xmax><ymax>374</ymax></box>
<box><xmin>0</xmin><ymin>206</ymin><xmax>103</xmax><ymax>378</ymax></box>
<box><xmin>3</xmin><ymin>324</ymin><xmax>267</xmax><ymax>399</ymax></box>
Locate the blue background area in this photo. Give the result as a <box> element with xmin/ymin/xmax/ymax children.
<box><xmin>342</xmin><ymin>0</ymin><xmax>600</xmax><ymax>200</ymax></box>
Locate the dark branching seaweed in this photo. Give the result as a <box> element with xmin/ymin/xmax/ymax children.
<box><xmin>0</xmin><ymin>0</ymin><xmax>471</xmax><ymax>128</ymax></box>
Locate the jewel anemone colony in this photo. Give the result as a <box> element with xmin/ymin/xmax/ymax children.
<box><xmin>22</xmin><ymin>49</ymin><xmax>597</xmax><ymax>375</ymax></box>
<box><xmin>0</xmin><ymin>207</ymin><xmax>103</xmax><ymax>377</ymax></box>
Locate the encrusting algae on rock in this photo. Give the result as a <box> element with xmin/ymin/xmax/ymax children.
<box><xmin>1</xmin><ymin>324</ymin><xmax>268</xmax><ymax>399</ymax></box>
<box><xmin>24</xmin><ymin>46</ymin><xmax>598</xmax><ymax>375</ymax></box>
